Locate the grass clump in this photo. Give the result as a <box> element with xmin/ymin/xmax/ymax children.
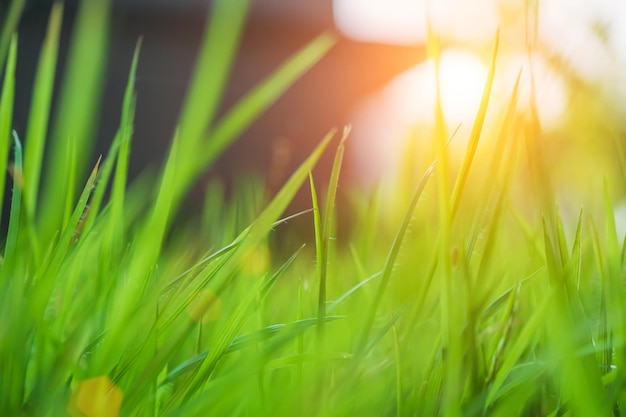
<box><xmin>1</xmin><ymin>1</ymin><xmax>626</xmax><ymax>417</ymax></box>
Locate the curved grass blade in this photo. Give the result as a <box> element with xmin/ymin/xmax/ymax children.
<box><xmin>162</xmin><ymin>316</ymin><xmax>344</xmax><ymax>385</ymax></box>
<box><xmin>260</xmin><ymin>244</ymin><xmax>305</xmax><ymax>299</ymax></box>
<box><xmin>195</xmin><ymin>31</ymin><xmax>336</xmax><ymax>173</ymax></box>
<box><xmin>327</xmin><ymin>271</ymin><xmax>382</xmax><ymax>314</ymax></box>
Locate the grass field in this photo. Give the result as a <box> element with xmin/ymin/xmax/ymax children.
<box><xmin>1</xmin><ymin>1</ymin><xmax>625</xmax><ymax>416</ymax></box>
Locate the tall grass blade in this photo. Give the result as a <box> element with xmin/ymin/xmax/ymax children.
<box><xmin>0</xmin><ymin>0</ymin><xmax>24</xmax><ymax>68</ymax></box>
<box><xmin>4</xmin><ymin>131</ymin><xmax>22</xmax><ymax>265</ymax></box>
<box><xmin>317</xmin><ymin>127</ymin><xmax>349</xmax><ymax>335</ymax></box>
<box><xmin>39</xmin><ymin>0</ymin><xmax>110</xmax><ymax>238</ymax></box>
<box><xmin>450</xmin><ymin>30</ymin><xmax>499</xmax><ymax>218</ymax></box>
<box><xmin>178</xmin><ymin>130</ymin><xmax>336</xmax><ymax>397</ymax></box>
<box><xmin>486</xmin><ymin>287</ymin><xmax>553</xmax><ymax>407</ymax></box>
<box><xmin>195</xmin><ymin>32</ymin><xmax>336</xmax><ymax>173</ymax></box>
<box><xmin>0</xmin><ymin>34</ymin><xmax>16</xmax><ymax>221</ymax></box>
<box><xmin>177</xmin><ymin>0</ymin><xmax>250</xmax><ymax>161</ymax></box>
<box><xmin>161</xmin><ymin>0</ymin><xmax>250</xmax><ymax>218</ymax></box>
<box><xmin>357</xmin><ymin>161</ymin><xmax>435</xmax><ymax>352</ymax></box>
<box><xmin>82</xmin><ymin>39</ymin><xmax>141</xmax><ymax>238</ymax></box>
<box><xmin>23</xmin><ymin>3</ymin><xmax>63</xmax><ymax>220</ymax></box>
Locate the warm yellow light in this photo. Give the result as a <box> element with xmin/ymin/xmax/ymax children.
<box><xmin>383</xmin><ymin>49</ymin><xmax>490</xmax><ymax>136</ymax></box>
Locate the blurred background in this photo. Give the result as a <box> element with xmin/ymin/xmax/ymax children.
<box><xmin>8</xmin><ymin>0</ymin><xmax>626</xmax><ymax>228</ymax></box>
<box><xmin>12</xmin><ymin>0</ymin><xmax>422</xmax><ymax>197</ymax></box>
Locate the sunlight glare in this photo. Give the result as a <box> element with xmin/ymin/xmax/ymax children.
<box><xmin>385</xmin><ymin>49</ymin><xmax>490</xmax><ymax>131</ymax></box>
<box><xmin>333</xmin><ymin>0</ymin><xmax>499</xmax><ymax>46</ymax></box>
<box><xmin>333</xmin><ymin>0</ymin><xmax>428</xmax><ymax>45</ymax></box>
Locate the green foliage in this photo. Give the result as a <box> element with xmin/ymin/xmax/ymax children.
<box><xmin>0</xmin><ymin>1</ymin><xmax>625</xmax><ymax>417</ymax></box>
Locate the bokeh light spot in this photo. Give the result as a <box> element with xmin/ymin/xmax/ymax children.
<box><xmin>240</xmin><ymin>245</ymin><xmax>271</xmax><ymax>276</ymax></box>
<box><xmin>68</xmin><ymin>376</ymin><xmax>123</xmax><ymax>417</ymax></box>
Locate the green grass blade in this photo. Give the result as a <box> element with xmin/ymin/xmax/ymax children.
<box><xmin>0</xmin><ymin>0</ymin><xmax>24</xmax><ymax>68</ymax></box>
<box><xmin>152</xmin><ymin>0</ymin><xmax>250</xmax><ymax>228</ymax></box>
<box><xmin>259</xmin><ymin>244</ymin><xmax>305</xmax><ymax>299</ymax></box>
<box><xmin>172</xmin><ymin>130</ymin><xmax>335</xmax><ymax>399</ymax></box>
<box><xmin>569</xmin><ymin>207</ymin><xmax>584</xmax><ymax>290</ymax></box>
<box><xmin>486</xmin><ymin>288</ymin><xmax>553</xmax><ymax>407</ymax></box>
<box><xmin>82</xmin><ymin>39</ymin><xmax>141</xmax><ymax>238</ymax></box>
<box><xmin>357</xmin><ymin>161</ymin><xmax>435</xmax><ymax>352</ymax></box>
<box><xmin>177</xmin><ymin>0</ymin><xmax>250</xmax><ymax>158</ymax></box>
<box><xmin>450</xmin><ymin>29</ymin><xmax>499</xmax><ymax>219</ymax></box>
<box><xmin>29</xmin><ymin>158</ymin><xmax>101</xmax><ymax>321</ymax></box>
<box><xmin>393</xmin><ymin>324</ymin><xmax>402</xmax><ymax>417</ymax></box>
<box><xmin>327</xmin><ymin>271</ymin><xmax>382</xmax><ymax>313</ymax></box>
<box><xmin>309</xmin><ymin>171</ymin><xmax>323</xmax><ymax>305</ymax></box>
<box><xmin>318</xmin><ymin>127</ymin><xmax>349</xmax><ymax>334</ymax></box>
<box><xmin>4</xmin><ymin>131</ymin><xmax>22</xmax><ymax>264</ymax></box>
<box><xmin>119</xmin><ymin>1</ymin><xmax>251</xmax><ymax>306</ymax></box>
<box><xmin>0</xmin><ymin>34</ymin><xmax>16</xmax><ymax>221</ymax></box>
<box><xmin>207</xmin><ymin>129</ymin><xmax>335</xmax><ymax>293</ymax></box>
<box><xmin>195</xmin><ymin>32</ymin><xmax>336</xmax><ymax>173</ymax></box>
<box><xmin>23</xmin><ymin>3</ymin><xmax>63</xmax><ymax>220</ymax></box>
<box><xmin>39</xmin><ymin>0</ymin><xmax>110</xmax><ymax>238</ymax></box>
<box><xmin>162</xmin><ymin>316</ymin><xmax>343</xmax><ymax>385</ymax></box>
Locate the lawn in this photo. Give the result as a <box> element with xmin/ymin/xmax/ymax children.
<box><xmin>1</xmin><ymin>1</ymin><xmax>625</xmax><ymax>416</ymax></box>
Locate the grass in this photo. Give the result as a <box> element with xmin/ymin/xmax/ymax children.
<box><xmin>1</xmin><ymin>1</ymin><xmax>626</xmax><ymax>416</ymax></box>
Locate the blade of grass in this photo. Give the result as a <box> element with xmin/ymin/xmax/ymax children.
<box><xmin>0</xmin><ymin>0</ymin><xmax>24</xmax><ymax>69</ymax></box>
<box><xmin>357</xmin><ymin>160</ymin><xmax>435</xmax><ymax>352</ymax></box>
<box><xmin>309</xmin><ymin>171</ymin><xmax>323</xmax><ymax>308</ymax></box>
<box><xmin>122</xmin><ymin>244</ymin><xmax>306</xmax><ymax>412</ymax></box>
<box><xmin>161</xmin><ymin>316</ymin><xmax>343</xmax><ymax>385</ymax></box>
<box><xmin>450</xmin><ymin>29</ymin><xmax>499</xmax><ymax>218</ymax></box>
<box><xmin>39</xmin><ymin>0</ymin><xmax>110</xmax><ymax>238</ymax></box>
<box><xmin>327</xmin><ymin>271</ymin><xmax>382</xmax><ymax>314</ymax></box>
<box><xmin>393</xmin><ymin>324</ymin><xmax>402</xmax><ymax>417</ymax></box>
<box><xmin>485</xmin><ymin>286</ymin><xmax>553</xmax><ymax>407</ymax></box>
<box><xmin>177</xmin><ymin>130</ymin><xmax>336</xmax><ymax>399</ymax></box>
<box><xmin>23</xmin><ymin>3</ymin><xmax>63</xmax><ymax>221</ymax></box>
<box><xmin>115</xmin><ymin>1</ymin><xmax>257</xmax><ymax>321</ymax></box>
<box><xmin>154</xmin><ymin>0</ymin><xmax>250</xmax><ymax>225</ymax></box>
<box><xmin>82</xmin><ymin>39</ymin><xmax>142</xmax><ymax>239</ymax></box>
<box><xmin>29</xmin><ymin>158</ymin><xmax>101</xmax><ymax>321</ymax></box>
<box><xmin>0</xmin><ymin>34</ymin><xmax>16</xmax><ymax>223</ymax></box>
<box><xmin>317</xmin><ymin>126</ymin><xmax>349</xmax><ymax>336</ymax></box>
<box><xmin>3</xmin><ymin>131</ymin><xmax>22</xmax><ymax>265</ymax></box>
<box><xmin>176</xmin><ymin>0</ymin><xmax>250</xmax><ymax>161</ymax></box>
<box><xmin>100</xmin><ymin>129</ymin><xmax>335</xmax><ymax>388</ymax></box>
<box><xmin>195</xmin><ymin>32</ymin><xmax>336</xmax><ymax>174</ymax></box>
